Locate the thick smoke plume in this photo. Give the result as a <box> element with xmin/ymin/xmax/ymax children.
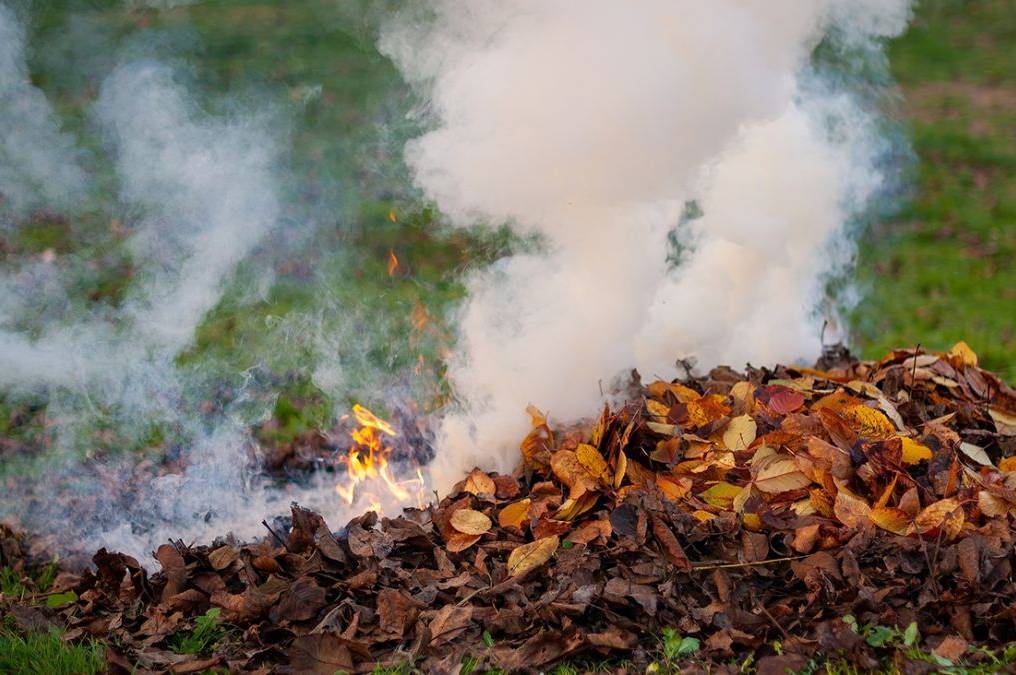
<box><xmin>381</xmin><ymin>1</ymin><xmax>911</xmax><ymax>488</ymax></box>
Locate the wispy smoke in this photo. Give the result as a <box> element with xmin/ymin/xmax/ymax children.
<box><xmin>381</xmin><ymin>0</ymin><xmax>912</xmax><ymax>488</ymax></box>
<box><xmin>0</xmin><ymin>41</ymin><xmax>312</xmax><ymax>560</ymax></box>
<box><xmin>0</xmin><ymin>3</ymin><xmax>88</xmax><ymax>217</ymax></box>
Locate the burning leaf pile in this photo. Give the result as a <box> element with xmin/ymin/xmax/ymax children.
<box><xmin>2</xmin><ymin>344</ymin><xmax>1015</xmax><ymax>673</ymax></box>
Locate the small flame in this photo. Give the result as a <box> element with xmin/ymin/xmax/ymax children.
<box><xmin>387</xmin><ymin>250</ymin><xmax>399</xmax><ymax>277</ymax></box>
<box><xmin>335</xmin><ymin>404</ymin><xmax>425</xmax><ymax>515</ymax></box>
<box><xmin>388</xmin><ymin>208</ymin><xmax>397</xmax><ymax>223</ymax></box>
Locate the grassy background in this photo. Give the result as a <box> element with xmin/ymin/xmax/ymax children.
<box><xmin>852</xmin><ymin>0</ymin><xmax>1014</xmax><ymax>379</ymax></box>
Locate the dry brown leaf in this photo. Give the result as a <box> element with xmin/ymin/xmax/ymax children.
<box><xmin>988</xmin><ymin>408</ymin><xmax>1016</xmax><ymax>436</ymax></box>
<box><xmin>834</xmin><ymin>488</ymin><xmax>871</xmax><ymax>528</ymax></box>
<box><xmin>462</xmin><ymin>469</ymin><xmax>496</xmax><ymax>496</ymax></box>
<box><xmin>912</xmin><ymin>498</ymin><xmax>963</xmax><ymax>537</ymax></box>
<box><xmin>450</xmin><ymin>509</ymin><xmax>492</xmax><ymax>535</ymax></box>
<box><xmin>752</xmin><ymin>453</ymin><xmax>812</xmax><ymax>494</ymax></box>
<box><xmin>506</xmin><ymin>536</ymin><xmax>559</xmax><ymax>577</ymax></box>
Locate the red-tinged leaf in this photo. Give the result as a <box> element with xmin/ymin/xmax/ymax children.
<box><xmin>758</xmin><ymin>385</ymin><xmax>805</xmax><ymax>414</ymax></box>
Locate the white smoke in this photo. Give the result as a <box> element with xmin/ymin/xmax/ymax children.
<box><xmin>381</xmin><ymin>0</ymin><xmax>911</xmax><ymax>488</ymax></box>
<box><xmin>0</xmin><ymin>3</ymin><xmax>88</xmax><ymax>217</ymax></box>
<box><xmin>0</xmin><ymin>52</ymin><xmax>313</xmax><ymax>561</ymax></box>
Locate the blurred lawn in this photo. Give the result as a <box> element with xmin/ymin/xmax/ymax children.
<box><xmin>853</xmin><ymin>0</ymin><xmax>1014</xmax><ymax>379</ymax></box>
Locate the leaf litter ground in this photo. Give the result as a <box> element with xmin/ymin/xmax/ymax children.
<box><xmin>2</xmin><ymin>343</ymin><xmax>1015</xmax><ymax>673</ymax></box>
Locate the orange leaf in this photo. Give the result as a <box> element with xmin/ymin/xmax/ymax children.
<box><xmin>870</xmin><ymin>506</ymin><xmax>910</xmax><ymax>535</ymax></box>
<box><xmin>912</xmin><ymin>498</ymin><xmax>963</xmax><ymax>538</ymax></box>
<box><xmin>498</xmin><ymin>499</ymin><xmax>532</xmax><ymax>529</ymax></box>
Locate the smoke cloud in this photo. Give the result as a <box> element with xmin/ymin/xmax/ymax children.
<box><xmin>380</xmin><ymin>0</ymin><xmax>911</xmax><ymax>488</ymax></box>
<box><xmin>0</xmin><ymin>3</ymin><xmax>88</xmax><ymax>217</ymax></box>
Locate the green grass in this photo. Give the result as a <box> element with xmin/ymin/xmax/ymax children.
<box><xmin>0</xmin><ymin>627</ymin><xmax>104</xmax><ymax>675</ymax></box>
<box><xmin>852</xmin><ymin>0</ymin><xmax>1015</xmax><ymax>379</ymax></box>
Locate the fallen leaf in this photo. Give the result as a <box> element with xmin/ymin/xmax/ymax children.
<box><xmin>900</xmin><ymin>437</ymin><xmax>932</xmax><ymax>464</ymax></box>
<box><xmin>498</xmin><ymin>499</ymin><xmax>531</xmax><ymax>529</ymax></box>
<box><xmin>699</xmin><ymin>482</ymin><xmax>743</xmax><ymax>510</ymax></box>
<box><xmin>959</xmin><ymin>442</ymin><xmax>993</xmax><ymax>467</ymax></box>
<box><xmin>842</xmin><ymin>405</ymin><xmax>896</xmax><ymax>439</ymax></box>
<box><xmin>450</xmin><ymin>509</ymin><xmax>492</xmax><ymax>535</ymax></box>
<box><xmin>462</xmin><ymin>469</ymin><xmax>496</xmax><ymax>496</ymax></box>
<box><xmin>575</xmin><ymin>443</ymin><xmax>609</xmax><ymax>481</ymax></box>
<box><xmin>506</xmin><ymin>536</ymin><xmax>559</xmax><ymax>577</ymax></box>
<box><xmin>752</xmin><ymin>453</ymin><xmax>812</xmax><ymax>495</ymax></box>
<box><xmin>834</xmin><ymin>488</ymin><xmax>871</xmax><ymax>528</ymax></box>
<box><xmin>722</xmin><ymin>414</ymin><xmax>757</xmax><ymax>451</ymax></box>
<box><xmin>948</xmin><ymin>341</ymin><xmax>977</xmax><ymax>366</ymax></box>
<box><xmin>869</xmin><ymin>506</ymin><xmax>910</xmax><ymax>535</ymax></box>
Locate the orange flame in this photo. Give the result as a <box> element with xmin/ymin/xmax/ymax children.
<box><xmin>387</xmin><ymin>250</ymin><xmax>399</xmax><ymax>277</ymax></box>
<box><xmin>335</xmin><ymin>404</ymin><xmax>425</xmax><ymax>515</ymax></box>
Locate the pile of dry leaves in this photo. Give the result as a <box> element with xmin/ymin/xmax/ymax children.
<box><xmin>2</xmin><ymin>343</ymin><xmax>1015</xmax><ymax>673</ymax></box>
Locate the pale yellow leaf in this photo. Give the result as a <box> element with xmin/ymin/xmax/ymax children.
<box><xmin>507</xmin><ymin>536</ymin><xmax>559</xmax><ymax>577</ymax></box>
<box><xmin>722</xmin><ymin>414</ymin><xmax>757</xmax><ymax>451</ymax></box>
<box><xmin>450</xmin><ymin>509</ymin><xmax>492</xmax><ymax>535</ymax></box>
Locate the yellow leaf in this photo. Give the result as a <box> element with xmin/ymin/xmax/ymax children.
<box><xmin>870</xmin><ymin>506</ymin><xmax>910</xmax><ymax>535</ymax></box>
<box><xmin>842</xmin><ymin>405</ymin><xmax>896</xmax><ymax>439</ymax></box>
<box><xmin>692</xmin><ymin>510</ymin><xmax>716</xmax><ymax>523</ymax></box>
<box><xmin>699</xmin><ymin>482</ymin><xmax>742</xmax><ymax>510</ymax></box>
<box><xmin>722</xmin><ymin>414</ymin><xmax>757</xmax><ymax>451</ymax></box>
<box><xmin>900</xmin><ymin>437</ymin><xmax>932</xmax><ymax>465</ymax></box>
<box><xmin>614</xmin><ymin>451</ymin><xmax>627</xmax><ymax>488</ymax></box>
<box><xmin>999</xmin><ymin>456</ymin><xmax>1016</xmax><ymax>473</ymax></box>
<box><xmin>948</xmin><ymin>341</ymin><xmax>978</xmax><ymax>366</ymax></box>
<box><xmin>576</xmin><ymin>444</ymin><xmax>609</xmax><ymax>481</ymax></box>
<box><xmin>729</xmin><ymin>381</ymin><xmax>755</xmax><ymax>410</ymax></box>
<box><xmin>450</xmin><ymin>509</ymin><xmax>492</xmax><ymax>535</ymax></box>
<box><xmin>507</xmin><ymin>536</ymin><xmax>559</xmax><ymax>577</ymax></box>
<box><xmin>645</xmin><ymin>399</ymin><xmax>670</xmax><ymax>418</ymax></box>
<box><xmin>554</xmin><ymin>492</ymin><xmax>599</xmax><ymax>521</ymax></box>
<box><xmin>498</xmin><ymin>499</ymin><xmax>531</xmax><ymax>529</ymax></box>
<box><xmin>742</xmin><ymin>512</ymin><xmax>763</xmax><ymax>530</ymax></box>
